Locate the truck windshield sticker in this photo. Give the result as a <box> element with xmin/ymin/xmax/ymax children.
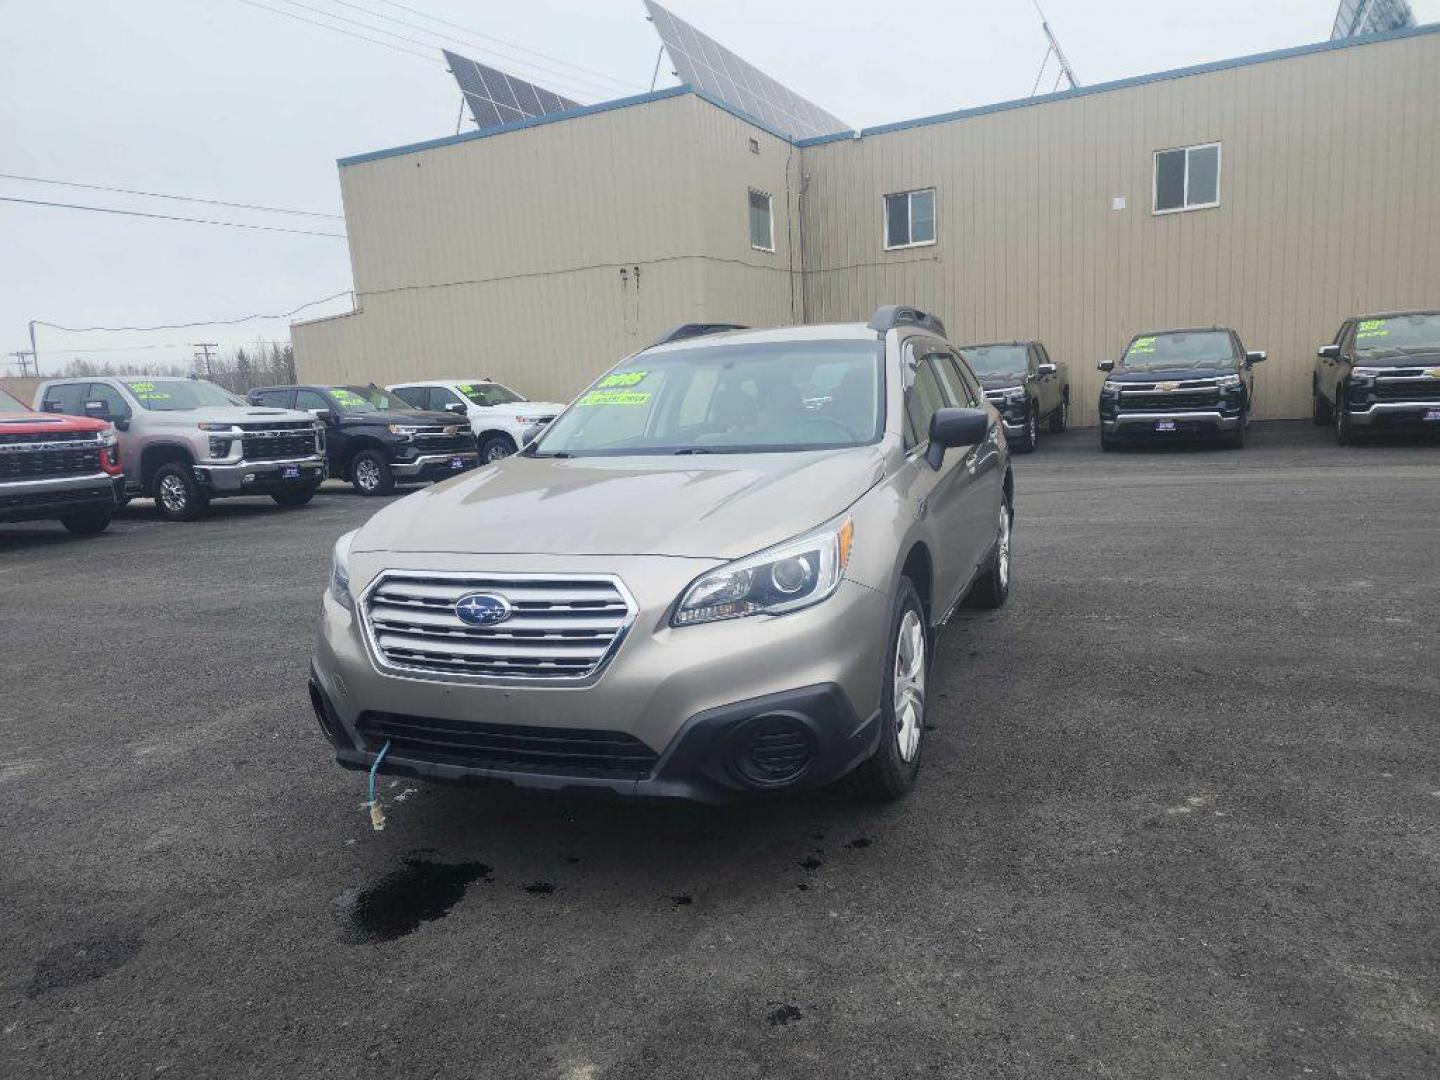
<box><xmin>597</xmin><ymin>371</ymin><xmax>647</xmax><ymax>388</ymax></box>
<box><xmin>1356</xmin><ymin>319</ymin><xmax>1389</xmax><ymax>340</ymax></box>
<box><xmin>128</xmin><ymin>381</ymin><xmax>172</xmax><ymax>403</ymax></box>
<box><xmin>331</xmin><ymin>389</ymin><xmax>368</xmax><ymax>408</ymax></box>
<box><xmin>577</xmin><ymin>390</ymin><xmax>651</xmax><ymax>407</ymax></box>
<box><xmin>1129</xmin><ymin>337</ymin><xmax>1158</xmax><ymax>354</ymax></box>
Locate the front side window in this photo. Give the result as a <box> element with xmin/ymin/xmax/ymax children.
<box><xmin>531</xmin><ymin>340</ymin><xmax>883</xmax><ymax>458</ymax></box>
<box><xmin>391</xmin><ymin>386</ymin><xmax>427</xmax><ymax>409</ymax></box>
<box><xmin>122</xmin><ymin>379</ymin><xmax>244</xmax><ymax>411</ymax></box>
<box><xmin>884</xmin><ymin>188</ymin><xmax>936</xmax><ymax>249</ymax></box>
<box><xmin>455</xmin><ymin>381</ymin><xmax>523</xmax><ymax>407</ymax></box>
<box><xmin>1122</xmin><ymin>331</ymin><xmax>1237</xmax><ymax>371</ymax></box>
<box><xmin>295</xmin><ymin>389</ymin><xmax>329</xmax><ymax>412</ymax></box>
<box><xmin>902</xmin><ymin>351</ymin><xmax>955</xmax><ymax>451</ymax></box>
<box><xmin>1154</xmin><ymin>143</ymin><xmax>1221</xmax><ymax>213</ymax></box>
<box><xmin>87</xmin><ymin>382</ymin><xmax>131</xmax><ymax>418</ymax></box>
<box><xmin>748</xmin><ymin>189</ymin><xmax>774</xmax><ymax>252</ymax></box>
<box><xmin>42</xmin><ymin>382</ymin><xmax>89</xmax><ymax>415</ymax></box>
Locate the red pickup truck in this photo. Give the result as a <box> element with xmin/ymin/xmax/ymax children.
<box><xmin>0</xmin><ymin>385</ymin><xmax>125</xmax><ymax>535</ymax></box>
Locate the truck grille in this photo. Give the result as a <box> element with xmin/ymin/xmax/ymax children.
<box><xmin>355</xmin><ymin>711</ymin><xmax>658</xmax><ymax>778</ymax></box>
<box><xmin>361</xmin><ymin>572</ymin><xmax>636</xmax><ymax>681</ymax></box>
<box><xmin>1118</xmin><ymin>388</ymin><xmax>1221</xmax><ymax>412</ymax></box>
<box><xmin>0</xmin><ymin>444</ymin><xmax>101</xmax><ymax>481</ymax></box>
<box><xmin>1374</xmin><ymin>379</ymin><xmax>1440</xmax><ymax>402</ymax></box>
<box><xmin>241</xmin><ymin>432</ymin><xmax>317</xmax><ymax>460</ymax></box>
<box><xmin>414</xmin><ymin>430</ymin><xmax>475</xmax><ymax>453</ymax></box>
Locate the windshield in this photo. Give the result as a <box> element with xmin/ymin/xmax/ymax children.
<box><xmin>124</xmin><ymin>379</ymin><xmax>245</xmax><ymax>411</ymax></box>
<box><xmin>959</xmin><ymin>345</ymin><xmax>1028</xmax><ymax>377</ymax></box>
<box><xmin>1122</xmin><ymin>332</ymin><xmax>1236</xmax><ymax>371</ymax></box>
<box><xmin>456</xmin><ymin>381</ymin><xmax>523</xmax><ymax>406</ymax></box>
<box><xmin>0</xmin><ymin>386</ymin><xmax>27</xmax><ymax>412</ymax></box>
<box><xmin>1354</xmin><ymin>313</ymin><xmax>1440</xmax><ymax>354</ymax></box>
<box><xmin>531</xmin><ymin>340</ymin><xmax>883</xmax><ymax>457</ymax></box>
<box><xmin>328</xmin><ymin>385</ymin><xmax>415</xmax><ymax>413</ymax></box>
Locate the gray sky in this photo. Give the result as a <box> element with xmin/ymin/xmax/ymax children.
<box><xmin>4</xmin><ymin>0</ymin><xmax>1436</xmax><ymax>377</ymax></box>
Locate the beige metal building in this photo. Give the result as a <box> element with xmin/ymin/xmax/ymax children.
<box><xmin>295</xmin><ymin>24</ymin><xmax>1440</xmax><ymax>425</ymax></box>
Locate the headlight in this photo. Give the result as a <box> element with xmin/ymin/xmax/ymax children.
<box><xmin>1103</xmin><ymin>380</ymin><xmax>1125</xmax><ymax>392</ymax></box>
<box><xmin>197</xmin><ymin>422</ymin><xmax>239</xmax><ymax>433</ymax></box>
<box><xmin>387</xmin><ymin>424</ymin><xmax>423</xmax><ymax>437</ymax></box>
<box><xmin>1351</xmin><ymin>367</ymin><xmax>1383</xmax><ymax>379</ymax></box>
<box><xmin>208</xmin><ymin>437</ymin><xmax>234</xmax><ymax>458</ymax></box>
<box><xmin>330</xmin><ymin>529</ymin><xmax>357</xmax><ymax>609</ymax></box>
<box><xmin>98</xmin><ymin>428</ymin><xmax>118</xmax><ymax>447</ymax></box>
<box><xmin>672</xmin><ymin>518</ymin><xmax>853</xmax><ymax>627</ymax></box>
<box><xmin>1215</xmin><ymin>373</ymin><xmax>1242</xmax><ymax>388</ymax></box>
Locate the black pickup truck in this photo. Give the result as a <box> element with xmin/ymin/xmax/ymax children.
<box><xmin>247</xmin><ymin>384</ymin><xmax>479</xmax><ymax>495</ymax></box>
<box><xmin>1314</xmin><ymin>311</ymin><xmax>1440</xmax><ymax>444</ymax></box>
<box><xmin>1098</xmin><ymin>328</ymin><xmax>1265</xmax><ymax>450</ymax></box>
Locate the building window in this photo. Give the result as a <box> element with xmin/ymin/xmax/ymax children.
<box><xmin>748</xmin><ymin>189</ymin><xmax>774</xmax><ymax>252</ymax></box>
<box><xmin>884</xmin><ymin>188</ymin><xmax>936</xmax><ymax>249</ymax></box>
<box><xmin>1153</xmin><ymin>142</ymin><xmax>1221</xmax><ymax>214</ymax></box>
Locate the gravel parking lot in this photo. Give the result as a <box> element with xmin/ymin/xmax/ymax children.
<box><xmin>2</xmin><ymin>422</ymin><xmax>1437</xmax><ymax>1080</ymax></box>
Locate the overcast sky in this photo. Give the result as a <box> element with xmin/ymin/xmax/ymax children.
<box><xmin>4</xmin><ymin>0</ymin><xmax>1436</xmax><ymax>377</ymax></box>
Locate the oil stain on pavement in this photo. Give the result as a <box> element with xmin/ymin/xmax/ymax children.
<box><xmin>27</xmin><ymin>926</ymin><xmax>144</xmax><ymax>998</ymax></box>
<box><xmin>338</xmin><ymin>859</ymin><xmax>491</xmax><ymax>943</ymax></box>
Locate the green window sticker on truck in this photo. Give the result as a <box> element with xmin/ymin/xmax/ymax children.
<box><xmin>578</xmin><ymin>390</ymin><xmax>651</xmax><ymax>407</ymax></box>
<box><xmin>597</xmin><ymin>371</ymin><xmax>647</xmax><ymax>388</ymax></box>
<box><xmin>1129</xmin><ymin>337</ymin><xmax>1158</xmax><ymax>355</ymax></box>
<box><xmin>1356</xmin><ymin>319</ymin><xmax>1389</xmax><ymax>340</ymax></box>
<box><xmin>331</xmin><ymin>389</ymin><xmax>368</xmax><ymax>408</ymax></box>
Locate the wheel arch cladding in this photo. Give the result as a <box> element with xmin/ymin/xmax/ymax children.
<box><xmin>141</xmin><ymin>443</ymin><xmax>194</xmax><ymax>487</ymax></box>
<box><xmin>899</xmin><ymin>542</ymin><xmax>933</xmax><ymax>622</ymax></box>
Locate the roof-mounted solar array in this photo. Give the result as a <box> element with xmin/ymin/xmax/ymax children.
<box><xmin>1331</xmin><ymin>0</ymin><xmax>1414</xmax><ymax>39</ymax></box>
<box><xmin>443</xmin><ymin>49</ymin><xmax>582</xmax><ymax>131</ymax></box>
<box><xmin>643</xmin><ymin>0</ymin><xmax>850</xmax><ymax>141</ymax></box>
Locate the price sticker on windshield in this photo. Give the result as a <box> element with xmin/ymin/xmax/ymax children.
<box><xmin>331</xmin><ymin>389</ymin><xmax>368</xmax><ymax>407</ymax></box>
<box><xmin>1356</xmin><ymin>319</ymin><xmax>1390</xmax><ymax>340</ymax></box>
<box><xmin>597</xmin><ymin>371</ymin><xmax>647</xmax><ymax>388</ymax></box>
<box><xmin>1130</xmin><ymin>337</ymin><xmax>1157</xmax><ymax>354</ymax></box>
<box><xmin>578</xmin><ymin>390</ymin><xmax>651</xmax><ymax>407</ymax></box>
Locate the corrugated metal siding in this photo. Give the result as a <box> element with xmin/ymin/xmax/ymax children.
<box><xmin>296</xmin><ymin>94</ymin><xmax>801</xmax><ymax>400</ymax></box>
<box><xmin>801</xmin><ymin>31</ymin><xmax>1440</xmax><ymax>424</ymax></box>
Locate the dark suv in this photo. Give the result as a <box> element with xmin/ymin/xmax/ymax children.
<box><xmin>1314</xmin><ymin>311</ymin><xmax>1440</xmax><ymax>444</ymax></box>
<box><xmin>247</xmin><ymin>384</ymin><xmax>479</xmax><ymax>495</ymax></box>
<box><xmin>1098</xmin><ymin>328</ymin><xmax>1264</xmax><ymax>450</ymax></box>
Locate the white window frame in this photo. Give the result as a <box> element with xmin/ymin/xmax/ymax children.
<box><xmin>883</xmin><ymin>188</ymin><xmax>937</xmax><ymax>251</ymax></box>
<box><xmin>747</xmin><ymin>188</ymin><xmax>775</xmax><ymax>253</ymax></box>
<box><xmin>1152</xmin><ymin>142</ymin><xmax>1222</xmax><ymax>216</ymax></box>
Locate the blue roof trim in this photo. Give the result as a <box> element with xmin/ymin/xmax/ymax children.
<box><xmin>338</xmin><ymin>85</ymin><xmax>694</xmax><ymax>166</ymax></box>
<box><xmin>796</xmin><ymin>21</ymin><xmax>1440</xmax><ymax>147</ymax></box>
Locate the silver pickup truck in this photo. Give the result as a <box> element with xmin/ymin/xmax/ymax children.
<box><xmin>35</xmin><ymin>376</ymin><xmax>327</xmax><ymax>521</ymax></box>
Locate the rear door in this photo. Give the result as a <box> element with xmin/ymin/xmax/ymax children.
<box><xmin>40</xmin><ymin>382</ymin><xmax>88</xmax><ymax>416</ymax></box>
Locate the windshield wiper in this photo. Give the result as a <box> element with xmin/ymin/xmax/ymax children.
<box><xmin>673</xmin><ymin>447</ymin><xmax>713</xmax><ymax>455</ymax></box>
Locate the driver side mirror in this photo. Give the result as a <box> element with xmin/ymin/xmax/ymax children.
<box><xmin>1037</xmin><ymin>363</ymin><xmax>1058</xmax><ymax>377</ymax></box>
<box><xmin>1317</xmin><ymin>344</ymin><xmax>1340</xmax><ymax>360</ymax></box>
<box><xmin>312</xmin><ymin>409</ymin><xmax>336</xmax><ymax>424</ymax></box>
<box><xmin>1245</xmin><ymin>350</ymin><xmax>1266</xmax><ymax>365</ymax></box>
<box><xmin>1097</xmin><ymin>360</ymin><xmax>1115</xmax><ymax>372</ymax></box>
<box><xmin>444</xmin><ymin>402</ymin><xmax>468</xmax><ymax>415</ymax></box>
<box><xmin>925</xmin><ymin>408</ymin><xmax>989</xmax><ymax>470</ymax></box>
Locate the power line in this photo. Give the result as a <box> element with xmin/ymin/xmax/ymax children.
<box><xmin>0</xmin><ymin>195</ymin><xmax>347</xmax><ymax>238</ymax></box>
<box><xmin>344</xmin><ymin>0</ymin><xmax>645</xmax><ymax>92</ymax></box>
<box><xmin>29</xmin><ymin>339</ymin><xmax>293</xmax><ymax>355</ymax></box>
<box><xmin>33</xmin><ymin>292</ymin><xmax>354</xmax><ymax>334</ymax></box>
<box><xmin>232</xmin><ymin>0</ymin><xmax>435</xmax><ymax>61</ymax></box>
<box><xmin>0</xmin><ymin>173</ymin><xmax>343</xmax><ymax>220</ymax></box>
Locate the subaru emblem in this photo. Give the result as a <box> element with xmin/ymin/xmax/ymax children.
<box><xmin>454</xmin><ymin>592</ymin><xmax>513</xmax><ymax>626</ymax></box>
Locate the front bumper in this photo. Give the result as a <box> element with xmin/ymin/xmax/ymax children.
<box><xmin>193</xmin><ymin>455</ymin><xmax>326</xmax><ymax>494</ymax></box>
<box><xmin>0</xmin><ymin>472</ymin><xmax>124</xmax><ymax>524</ymax></box>
<box><xmin>1344</xmin><ymin>401</ymin><xmax>1440</xmax><ymax>429</ymax></box>
<box><xmin>1101</xmin><ymin>410</ymin><xmax>1243</xmax><ymax>437</ymax></box>
<box><xmin>390</xmin><ymin>451</ymin><xmax>480</xmax><ymax>479</ymax></box>
<box><xmin>310</xmin><ymin>560</ymin><xmax>890</xmax><ymax>804</ymax></box>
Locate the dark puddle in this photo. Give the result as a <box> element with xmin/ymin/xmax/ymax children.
<box><xmin>27</xmin><ymin>927</ymin><xmax>144</xmax><ymax>998</ymax></box>
<box><xmin>670</xmin><ymin>895</ymin><xmax>693</xmax><ymax>906</ymax></box>
<box><xmin>845</xmin><ymin>837</ymin><xmax>872</xmax><ymax>849</ymax></box>
<box><xmin>523</xmin><ymin>882</ymin><xmax>556</xmax><ymax>896</ymax></box>
<box><xmin>340</xmin><ymin>859</ymin><xmax>490</xmax><ymax>943</ymax></box>
<box><xmin>796</xmin><ymin>883</ymin><xmax>809</xmax><ymax>892</ymax></box>
<box><xmin>798</xmin><ymin>856</ymin><xmax>823</xmax><ymax>870</ymax></box>
<box><xmin>767</xmin><ymin>1003</ymin><xmax>803</xmax><ymax>1026</ymax></box>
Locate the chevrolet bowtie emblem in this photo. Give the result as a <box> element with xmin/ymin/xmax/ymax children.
<box><xmin>1159</xmin><ymin>381</ymin><xmax>1180</xmax><ymax>392</ymax></box>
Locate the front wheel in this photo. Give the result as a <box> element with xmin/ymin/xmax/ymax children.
<box><xmin>1049</xmin><ymin>396</ymin><xmax>1069</xmax><ymax>433</ymax></box>
<box><xmin>1334</xmin><ymin>388</ymin><xmax>1355</xmax><ymax>446</ymax></box>
<box><xmin>350</xmin><ymin>450</ymin><xmax>395</xmax><ymax>496</ymax></box>
<box><xmin>478</xmin><ymin>434</ymin><xmax>517</xmax><ymax>464</ymax></box>
<box><xmin>59</xmin><ymin>509</ymin><xmax>113</xmax><ymax>536</ymax></box>
<box><xmin>154</xmin><ymin>463</ymin><xmax>209</xmax><ymax>522</ymax></box>
<box><xmin>1013</xmin><ymin>410</ymin><xmax>1038</xmax><ymax>454</ymax></box>
<box><xmin>965</xmin><ymin>500</ymin><xmax>1012</xmax><ymax>610</ymax></box>
<box><xmin>271</xmin><ymin>485</ymin><xmax>318</xmax><ymax>508</ymax></box>
<box><xmin>1312</xmin><ymin>386</ymin><xmax>1333</xmax><ymax>426</ymax></box>
<box><xmin>849</xmin><ymin>577</ymin><xmax>927</xmax><ymax>802</ymax></box>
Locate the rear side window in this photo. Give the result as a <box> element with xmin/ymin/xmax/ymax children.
<box><xmin>42</xmin><ymin>383</ymin><xmax>88</xmax><ymax>415</ymax></box>
<box><xmin>391</xmin><ymin>386</ymin><xmax>427</xmax><ymax>409</ymax></box>
<box><xmin>251</xmin><ymin>388</ymin><xmax>295</xmax><ymax>408</ymax></box>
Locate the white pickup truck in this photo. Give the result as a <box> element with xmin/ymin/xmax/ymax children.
<box><xmin>386</xmin><ymin>379</ymin><xmax>565</xmax><ymax>463</ymax></box>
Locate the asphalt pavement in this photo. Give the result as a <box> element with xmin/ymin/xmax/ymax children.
<box><xmin>2</xmin><ymin>422</ymin><xmax>1437</xmax><ymax>1079</ymax></box>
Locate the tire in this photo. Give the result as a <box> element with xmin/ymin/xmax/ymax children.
<box><xmin>1224</xmin><ymin>419</ymin><xmax>1247</xmax><ymax>450</ymax></box>
<box><xmin>479</xmin><ymin>433</ymin><xmax>517</xmax><ymax>464</ymax></box>
<box><xmin>1049</xmin><ymin>395</ymin><xmax>1069</xmax><ymax>433</ymax></box>
<box><xmin>154</xmin><ymin>462</ymin><xmax>209</xmax><ymax>522</ymax></box>
<box><xmin>1334</xmin><ymin>386</ymin><xmax>1355</xmax><ymax>446</ymax></box>
<box><xmin>965</xmin><ymin>499</ymin><xmax>1013</xmax><ymax>610</ymax></box>
<box><xmin>849</xmin><ymin>577</ymin><xmax>928</xmax><ymax>802</ymax></box>
<box><xmin>59</xmin><ymin>509</ymin><xmax>113</xmax><ymax>536</ymax></box>
<box><xmin>1312</xmin><ymin>385</ymin><xmax>1333</xmax><ymax>426</ymax></box>
<box><xmin>1100</xmin><ymin>430</ymin><xmax>1116</xmax><ymax>452</ymax></box>
<box><xmin>1013</xmin><ymin>408</ymin><xmax>1038</xmax><ymax>454</ymax></box>
<box><xmin>271</xmin><ymin>485</ymin><xmax>318</xmax><ymax>508</ymax></box>
<box><xmin>350</xmin><ymin>450</ymin><xmax>395</xmax><ymax>496</ymax></box>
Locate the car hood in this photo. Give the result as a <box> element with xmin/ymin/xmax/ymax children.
<box><xmin>340</xmin><ymin>409</ymin><xmax>462</xmax><ymax>426</ymax></box>
<box><xmin>352</xmin><ymin>445</ymin><xmax>886</xmax><ymax>559</ymax></box>
<box><xmin>1106</xmin><ymin>366</ymin><xmax>1239</xmax><ymax>383</ymax></box>
<box><xmin>190</xmin><ymin>406</ymin><xmax>316</xmax><ymax>424</ymax></box>
<box><xmin>483</xmin><ymin>401</ymin><xmax>566</xmax><ymax>418</ymax></box>
<box><xmin>978</xmin><ymin>373</ymin><xmax>1028</xmax><ymax>391</ymax></box>
<box><xmin>0</xmin><ymin>411</ymin><xmax>108</xmax><ymax>433</ymax></box>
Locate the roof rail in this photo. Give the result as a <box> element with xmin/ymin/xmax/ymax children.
<box><xmin>650</xmin><ymin>323</ymin><xmax>748</xmax><ymax>347</ymax></box>
<box><xmin>867</xmin><ymin>305</ymin><xmax>946</xmax><ymax>338</ymax></box>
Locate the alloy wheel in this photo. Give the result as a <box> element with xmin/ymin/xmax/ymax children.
<box><xmin>997</xmin><ymin>503</ymin><xmax>1012</xmax><ymax>589</ymax></box>
<box><xmin>159</xmin><ymin>474</ymin><xmax>188</xmax><ymax>514</ymax></box>
<box><xmin>355</xmin><ymin>458</ymin><xmax>381</xmax><ymax>491</ymax></box>
<box><xmin>893</xmin><ymin>609</ymin><xmax>926</xmax><ymax>762</ymax></box>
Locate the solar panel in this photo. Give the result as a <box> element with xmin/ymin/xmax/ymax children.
<box><xmin>1330</xmin><ymin>0</ymin><xmax>1414</xmax><ymax>39</ymax></box>
<box><xmin>643</xmin><ymin>1</ymin><xmax>850</xmax><ymax>141</ymax></box>
<box><xmin>443</xmin><ymin>49</ymin><xmax>582</xmax><ymax>131</ymax></box>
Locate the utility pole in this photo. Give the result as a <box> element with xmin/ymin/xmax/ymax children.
<box><xmin>8</xmin><ymin>350</ymin><xmax>36</xmax><ymax>377</ymax></box>
<box><xmin>191</xmin><ymin>342</ymin><xmax>219</xmax><ymax>379</ymax></box>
